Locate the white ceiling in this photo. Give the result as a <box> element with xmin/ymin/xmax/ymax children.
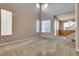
<box><xmin>0</xmin><ymin>3</ymin><xmax>75</xmax><ymax>21</ymax></box>
<box><xmin>43</xmin><ymin>3</ymin><xmax>75</xmax><ymax>15</ymax></box>
<box><xmin>41</xmin><ymin>3</ymin><xmax>75</xmax><ymax>20</ymax></box>
<box><xmin>57</xmin><ymin>11</ymin><xmax>75</xmax><ymax>21</ymax></box>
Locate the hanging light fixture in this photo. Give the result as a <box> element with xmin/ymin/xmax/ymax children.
<box><xmin>36</xmin><ymin>3</ymin><xmax>40</xmax><ymax>8</ymax></box>
<box><xmin>43</xmin><ymin>3</ymin><xmax>48</xmax><ymax>8</ymax></box>
<box><xmin>36</xmin><ymin>3</ymin><xmax>48</xmax><ymax>9</ymax></box>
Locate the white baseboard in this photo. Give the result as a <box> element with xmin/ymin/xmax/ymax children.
<box><xmin>0</xmin><ymin>36</ymin><xmax>39</xmax><ymax>46</ymax></box>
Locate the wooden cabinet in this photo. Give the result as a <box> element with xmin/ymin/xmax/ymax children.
<box><xmin>59</xmin><ymin>30</ymin><xmax>75</xmax><ymax>36</ymax></box>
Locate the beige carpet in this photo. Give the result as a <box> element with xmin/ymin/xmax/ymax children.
<box><xmin>0</xmin><ymin>37</ymin><xmax>78</xmax><ymax>56</ymax></box>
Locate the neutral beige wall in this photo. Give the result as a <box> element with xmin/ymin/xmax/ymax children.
<box><xmin>77</xmin><ymin>3</ymin><xmax>79</xmax><ymax>50</ymax></box>
<box><xmin>0</xmin><ymin>3</ymin><xmax>39</xmax><ymax>40</ymax></box>
<box><xmin>40</xmin><ymin>3</ymin><xmax>75</xmax><ymax>38</ymax></box>
<box><xmin>59</xmin><ymin>21</ymin><xmax>64</xmax><ymax>30</ymax></box>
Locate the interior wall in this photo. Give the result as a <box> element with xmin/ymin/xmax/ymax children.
<box><xmin>59</xmin><ymin>21</ymin><xmax>64</xmax><ymax>30</ymax></box>
<box><xmin>40</xmin><ymin>3</ymin><xmax>75</xmax><ymax>38</ymax></box>
<box><xmin>77</xmin><ymin>3</ymin><xmax>79</xmax><ymax>50</ymax></box>
<box><xmin>0</xmin><ymin>10</ymin><xmax>1</xmax><ymax>34</ymax></box>
<box><xmin>0</xmin><ymin>3</ymin><xmax>39</xmax><ymax>43</ymax></box>
<box><xmin>40</xmin><ymin>11</ymin><xmax>53</xmax><ymax>38</ymax></box>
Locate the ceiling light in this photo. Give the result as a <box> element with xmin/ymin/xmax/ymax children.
<box><xmin>43</xmin><ymin>3</ymin><xmax>48</xmax><ymax>8</ymax></box>
<box><xmin>36</xmin><ymin>3</ymin><xmax>40</xmax><ymax>8</ymax></box>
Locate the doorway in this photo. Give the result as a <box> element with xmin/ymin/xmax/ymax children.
<box><xmin>53</xmin><ymin>11</ymin><xmax>76</xmax><ymax>48</ymax></box>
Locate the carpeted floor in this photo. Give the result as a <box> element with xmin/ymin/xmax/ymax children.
<box><xmin>0</xmin><ymin>37</ymin><xmax>78</xmax><ymax>56</ymax></box>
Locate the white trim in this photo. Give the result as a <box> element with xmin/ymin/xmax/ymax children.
<box><xmin>76</xmin><ymin>47</ymin><xmax>79</xmax><ymax>52</ymax></box>
<box><xmin>0</xmin><ymin>36</ymin><xmax>39</xmax><ymax>46</ymax></box>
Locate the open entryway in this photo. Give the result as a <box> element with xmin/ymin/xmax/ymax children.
<box><xmin>53</xmin><ymin>11</ymin><xmax>76</xmax><ymax>48</ymax></box>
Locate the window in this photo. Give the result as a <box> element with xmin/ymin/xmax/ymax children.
<box><xmin>64</xmin><ymin>21</ymin><xmax>75</xmax><ymax>30</ymax></box>
<box><xmin>41</xmin><ymin>20</ymin><xmax>51</xmax><ymax>32</ymax></box>
<box><xmin>1</xmin><ymin>9</ymin><xmax>12</xmax><ymax>35</ymax></box>
<box><xmin>36</xmin><ymin>20</ymin><xmax>40</xmax><ymax>32</ymax></box>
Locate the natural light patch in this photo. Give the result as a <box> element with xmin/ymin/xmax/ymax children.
<box><xmin>36</xmin><ymin>20</ymin><xmax>40</xmax><ymax>32</ymax></box>
<box><xmin>41</xmin><ymin>20</ymin><xmax>51</xmax><ymax>33</ymax></box>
